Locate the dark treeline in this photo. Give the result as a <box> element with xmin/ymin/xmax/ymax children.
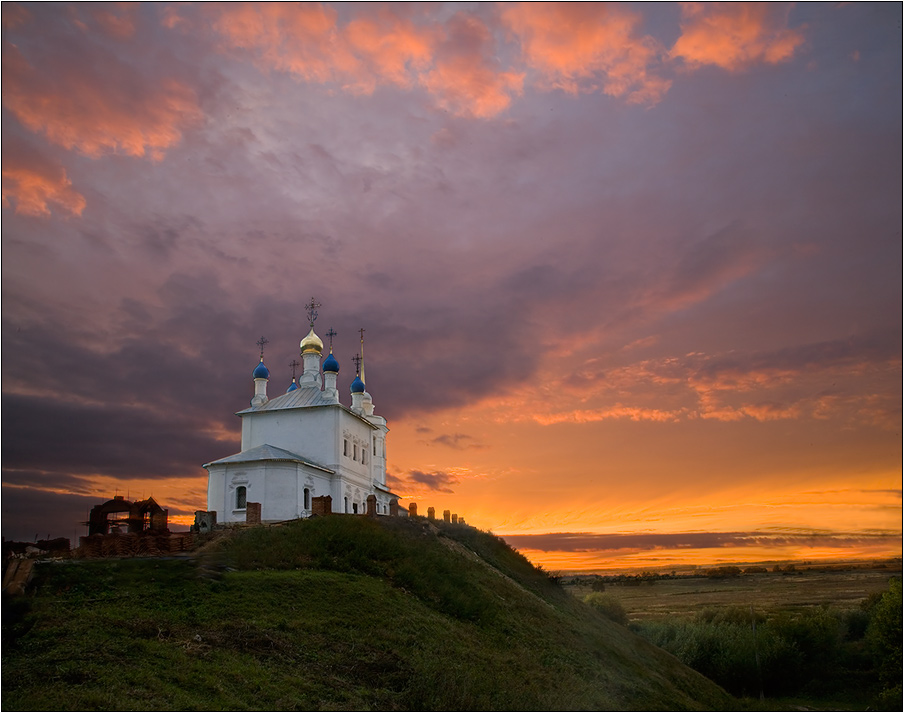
<box><xmin>631</xmin><ymin>578</ymin><xmax>902</xmax><ymax>708</ymax></box>
<box><xmin>563</xmin><ymin>561</ymin><xmax>901</xmax><ymax>590</ymax></box>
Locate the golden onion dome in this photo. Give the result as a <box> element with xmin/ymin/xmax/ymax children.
<box><xmin>300</xmin><ymin>327</ymin><xmax>323</xmax><ymax>356</ymax></box>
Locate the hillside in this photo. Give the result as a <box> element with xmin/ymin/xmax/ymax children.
<box><xmin>3</xmin><ymin>516</ymin><xmax>733</xmax><ymax>711</ymax></box>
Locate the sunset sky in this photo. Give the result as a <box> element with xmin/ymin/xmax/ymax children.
<box><xmin>2</xmin><ymin>2</ymin><xmax>901</xmax><ymax>572</ymax></box>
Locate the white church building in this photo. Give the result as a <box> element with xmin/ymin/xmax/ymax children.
<box><xmin>204</xmin><ymin>301</ymin><xmax>398</xmax><ymax>523</ymax></box>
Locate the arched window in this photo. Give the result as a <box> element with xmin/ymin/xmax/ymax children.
<box><xmin>303</xmin><ymin>488</ymin><xmax>310</xmax><ymax>510</ymax></box>
<box><xmin>344</xmin><ymin>497</ymin><xmax>348</xmax><ymax>513</ymax></box>
<box><xmin>353</xmin><ymin>503</ymin><xmax>358</xmax><ymax>514</ymax></box>
<box><xmin>236</xmin><ymin>486</ymin><xmax>247</xmax><ymax>510</ymax></box>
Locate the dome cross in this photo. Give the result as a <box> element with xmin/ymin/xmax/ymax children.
<box><xmin>305</xmin><ymin>297</ymin><xmax>322</xmax><ymax>328</ymax></box>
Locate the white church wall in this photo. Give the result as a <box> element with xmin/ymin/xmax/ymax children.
<box><xmin>240</xmin><ymin>408</ymin><xmax>332</xmax><ymax>464</ymax></box>
<box><xmin>206</xmin><ymin>465</ymin><xmax>225</xmax><ymax>521</ymax></box>
<box><xmin>262</xmin><ymin>464</ymin><xmax>297</xmax><ymax>521</ymax></box>
<box><xmin>337</xmin><ymin>410</ymin><xmax>384</xmax><ymax>487</ymax></box>
<box><xmin>204</xmin><ymin>463</ymin><xmax>255</xmax><ymax>524</ymax></box>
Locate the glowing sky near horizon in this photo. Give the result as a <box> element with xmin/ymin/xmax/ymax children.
<box><xmin>2</xmin><ymin>2</ymin><xmax>901</xmax><ymax>571</ymax></box>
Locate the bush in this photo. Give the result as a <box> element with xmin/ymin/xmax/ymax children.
<box><xmin>706</xmin><ymin>566</ymin><xmax>741</xmax><ymax>579</ymax></box>
<box><xmin>865</xmin><ymin>578</ymin><xmax>902</xmax><ymax>707</ymax></box>
<box><xmin>635</xmin><ymin>586</ymin><xmax>904</xmax><ymax>705</ymax></box>
<box><xmin>582</xmin><ymin>593</ymin><xmax>629</xmax><ymax>626</ymax></box>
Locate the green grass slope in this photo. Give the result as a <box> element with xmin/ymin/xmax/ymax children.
<box><xmin>3</xmin><ymin>516</ymin><xmax>733</xmax><ymax>711</ymax></box>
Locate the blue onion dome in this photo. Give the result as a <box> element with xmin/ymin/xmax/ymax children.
<box><xmin>350</xmin><ymin>375</ymin><xmax>365</xmax><ymax>394</ymax></box>
<box><xmin>300</xmin><ymin>327</ymin><xmax>323</xmax><ymax>356</ymax></box>
<box><xmin>253</xmin><ymin>359</ymin><xmax>270</xmax><ymax>379</ymax></box>
<box><xmin>286</xmin><ymin>379</ymin><xmax>298</xmax><ymax>393</ymax></box>
<box><xmin>323</xmin><ymin>351</ymin><xmax>340</xmax><ymax>373</ymax></box>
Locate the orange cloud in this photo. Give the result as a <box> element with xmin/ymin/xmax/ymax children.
<box><xmin>193</xmin><ymin>4</ymin><xmax>522</xmax><ymax>117</ymax></box>
<box><xmin>671</xmin><ymin>3</ymin><xmax>805</xmax><ymax>71</ymax></box>
<box><xmin>2</xmin><ymin>145</ymin><xmax>86</xmax><ymax>217</ymax></box>
<box><xmin>501</xmin><ymin>2</ymin><xmax>671</xmax><ymax>105</ymax></box>
<box><xmin>344</xmin><ymin>10</ymin><xmax>438</xmax><ymax>90</ymax></box>
<box><xmin>485</xmin><ymin>335</ymin><xmax>900</xmax><ymax>430</ymax></box>
<box><xmin>533</xmin><ymin>405</ymin><xmax>686</xmax><ymax>425</ymax></box>
<box><xmin>185</xmin><ymin>3</ymin><xmax>805</xmax><ymax>116</ymax></box>
<box><xmin>421</xmin><ymin>13</ymin><xmax>524</xmax><ymax>118</ymax></box>
<box><xmin>208</xmin><ymin>3</ymin><xmax>359</xmax><ymax>85</ymax></box>
<box><xmin>2</xmin><ymin>41</ymin><xmax>202</xmax><ymax>160</ymax></box>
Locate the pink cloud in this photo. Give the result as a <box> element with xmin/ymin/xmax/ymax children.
<box><xmin>201</xmin><ymin>4</ymin><xmax>521</xmax><ymax>118</ymax></box>
<box><xmin>208</xmin><ymin>3</ymin><xmax>359</xmax><ymax>85</ymax></box>
<box><xmin>1</xmin><ymin>2</ymin><xmax>31</xmax><ymax>29</ymax></box>
<box><xmin>2</xmin><ymin>142</ymin><xmax>86</xmax><ymax>217</ymax></box>
<box><xmin>421</xmin><ymin>12</ymin><xmax>524</xmax><ymax>118</ymax></box>
<box><xmin>87</xmin><ymin>3</ymin><xmax>139</xmax><ymax>40</ymax></box>
<box><xmin>2</xmin><ymin>41</ymin><xmax>202</xmax><ymax>160</ymax></box>
<box><xmin>501</xmin><ymin>2</ymin><xmax>671</xmax><ymax>105</ymax></box>
<box><xmin>671</xmin><ymin>3</ymin><xmax>805</xmax><ymax>71</ymax></box>
<box><xmin>344</xmin><ymin>9</ymin><xmax>438</xmax><ymax>90</ymax></box>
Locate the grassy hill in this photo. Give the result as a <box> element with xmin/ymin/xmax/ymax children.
<box><xmin>3</xmin><ymin>516</ymin><xmax>733</xmax><ymax>710</ymax></box>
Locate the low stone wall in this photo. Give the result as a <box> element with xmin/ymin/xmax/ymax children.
<box><xmin>77</xmin><ymin>531</ymin><xmax>194</xmax><ymax>558</ymax></box>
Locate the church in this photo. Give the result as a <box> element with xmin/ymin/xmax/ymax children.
<box><xmin>204</xmin><ymin>300</ymin><xmax>398</xmax><ymax>523</ymax></box>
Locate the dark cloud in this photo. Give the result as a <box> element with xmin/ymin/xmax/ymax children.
<box><xmin>1</xmin><ymin>488</ymin><xmax>100</xmax><ymax>542</ymax></box>
<box><xmin>431</xmin><ymin>433</ymin><xmax>486</xmax><ymax>450</ymax></box>
<box><xmin>695</xmin><ymin>331</ymin><xmax>902</xmax><ymax>384</ymax></box>
<box><xmin>502</xmin><ymin>530</ymin><xmax>903</xmax><ymax>553</ymax></box>
<box><xmin>390</xmin><ymin>469</ymin><xmax>460</xmax><ymax>494</ymax></box>
<box><xmin>2</xmin><ymin>469</ymin><xmax>95</xmax><ymax>493</ymax></box>
<box><xmin>2</xmin><ymin>393</ymin><xmax>225</xmax><ymax>479</ymax></box>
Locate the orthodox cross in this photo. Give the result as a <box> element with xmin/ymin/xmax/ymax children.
<box><xmin>351</xmin><ymin>354</ymin><xmax>362</xmax><ymax>376</ymax></box>
<box><xmin>289</xmin><ymin>359</ymin><xmax>300</xmax><ymax>380</ymax></box>
<box><xmin>305</xmin><ymin>297</ymin><xmax>322</xmax><ymax>327</ymax></box>
<box><xmin>326</xmin><ymin>328</ymin><xmax>337</xmax><ymax>351</ymax></box>
<box><xmin>256</xmin><ymin>336</ymin><xmax>269</xmax><ymax>359</ymax></box>
<box><xmin>358</xmin><ymin>327</ymin><xmax>366</xmax><ymax>382</ymax></box>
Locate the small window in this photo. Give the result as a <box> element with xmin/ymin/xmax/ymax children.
<box><xmin>353</xmin><ymin>444</ymin><xmax>357</xmax><ymax>460</ymax></box>
<box><xmin>373</xmin><ymin>438</ymin><xmax>377</xmax><ymax>456</ymax></box>
<box><xmin>344</xmin><ymin>497</ymin><xmax>348</xmax><ymax>513</ymax></box>
<box><xmin>362</xmin><ymin>450</ymin><xmax>366</xmax><ymax>465</ymax></box>
<box><xmin>353</xmin><ymin>503</ymin><xmax>358</xmax><ymax>514</ymax></box>
<box><xmin>343</xmin><ymin>439</ymin><xmax>348</xmax><ymax>456</ymax></box>
<box><xmin>236</xmin><ymin>486</ymin><xmax>247</xmax><ymax>510</ymax></box>
<box><xmin>304</xmin><ymin>488</ymin><xmax>310</xmax><ymax>510</ymax></box>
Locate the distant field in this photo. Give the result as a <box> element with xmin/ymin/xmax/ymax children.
<box><xmin>565</xmin><ymin>568</ymin><xmax>900</xmax><ymax>621</ymax></box>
